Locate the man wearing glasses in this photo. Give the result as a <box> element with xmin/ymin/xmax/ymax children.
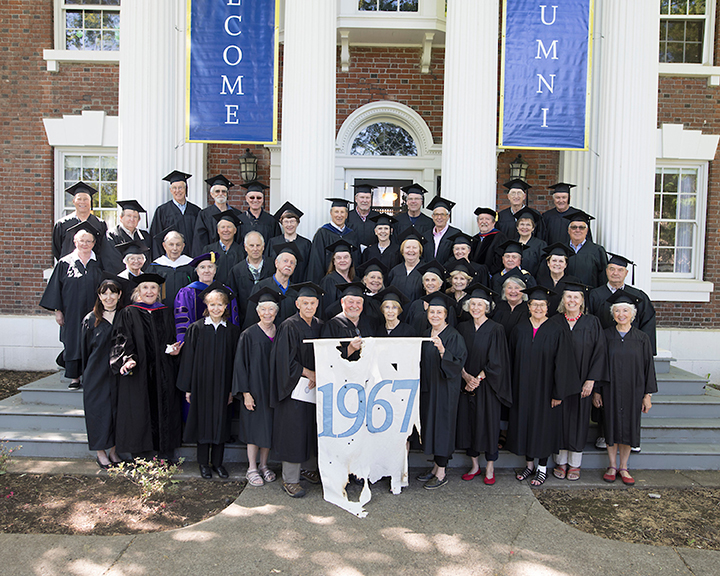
<box><xmin>563</xmin><ymin>210</ymin><xmax>608</xmax><ymax>288</ymax></box>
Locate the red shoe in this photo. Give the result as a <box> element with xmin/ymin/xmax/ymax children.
<box><xmin>618</xmin><ymin>468</ymin><xmax>635</xmax><ymax>485</ymax></box>
<box><xmin>461</xmin><ymin>468</ymin><xmax>482</xmax><ymax>481</ymax></box>
<box><xmin>484</xmin><ymin>473</ymin><xmax>496</xmax><ymax>485</ymax></box>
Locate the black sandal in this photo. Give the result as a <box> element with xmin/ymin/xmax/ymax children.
<box><xmin>530</xmin><ymin>468</ymin><xmax>547</xmax><ymax>486</ymax></box>
<box><xmin>516</xmin><ymin>466</ymin><xmax>534</xmax><ymax>481</ymax></box>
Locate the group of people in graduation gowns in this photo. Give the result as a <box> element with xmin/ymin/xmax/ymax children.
<box><xmin>42</xmin><ymin>170</ymin><xmax>658</xmax><ymax>488</ymax></box>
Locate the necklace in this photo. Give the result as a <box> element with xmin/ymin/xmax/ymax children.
<box><xmin>564</xmin><ymin>312</ymin><xmax>582</xmax><ymax>322</ymax></box>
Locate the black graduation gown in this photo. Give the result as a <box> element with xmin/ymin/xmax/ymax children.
<box><xmin>347</xmin><ymin>209</ymin><xmax>381</xmax><ymax>248</ymax></box>
<box><xmin>565</xmin><ymin>241</ymin><xmax>608</xmax><ymax>289</ymax></box>
<box><xmin>148</xmin><ymin>260</ymin><xmax>194</xmax><ymax>307</ymax></box>
<box><xmin>321</xmin><ymin>314</ymin><xmax>373</xmax><ymax>361</ymax></box>
<box><xmin>506</xmin><ymin>318</ymin><xmax>580</xmax><ymax>459</ymax></box>
<box><xmin>203</xmin><ymin>240</ymin><xmax>246</xmax><ymax>285</ymax></box>
<box><xmin>597</xmin><ymin>327</ymin><xmax>657</xmax><ymax>447</ymax></box>
<box><xmin>588</xmin><ymin>284</ymin><xmax>657</xmax><ymax>355</ymax></box>
<box><xmin>149</xmin><ymin>200</ymin><xmax>201</xmax><ymax>259</ymax></box>
<box><xmin>228</xmin><ymin>258</ymin><xmax>273</xmax><ymax>326</ymax></box>
<box><xmin>532</xmin><ymin>272</ymin><xmax>582</xmax><ymax>317</ymax></box>
<box><xmin>80</xmin><ymin>311</ymin><xmax>117</xmax><ymax>451</ymax></box>
<box><xmin>520</xmin><ymin>236</ymin><xmax>547</xmax><ymax>278</ymax></box>
<box><xmin>378</xmin><ymin>321</ymin><xmax>416</xmax><ymax>337</ymax></box>
<box><xmin>491</xmin><ymin>268</ymin><xmax>537</xmax><ymax>295</ymax></box>
<box><xmin>387</xmin><ymin>263</ymin><xmax>424</xmax><ymax>306</ymax></box>
<box><xmin>496</xmin><ymin>207</ymin><xmax>521</xmax><ymax>240</ymax></box>
<box><xmin>419</xmin><ymin>325</ymin><xmax>468</xmax><ymax>458</ymax></box>
<box><xmin>392</xmin><ymin>211</ymin><xmax>434</xmax><ymax>236</ymax></box>
<box><xmin>550</xmin><ymin>314</ymin><xmax>608</xmax><ymax>452</ymax></box>
<box><xmin>192</xmin><ymin>204</ymin><xmax>243</xmax><ymax>255</ymax></box>
<box><xmin>490</xmin><ymin>300</ymin><xmax>529</xmax><ymax>340</ymax></box>
<box><xmin>110</xmin><ymin>303</ymin><xmax>182</xmax><ymax>454</ymax></box>
<box><xmin>177</xmin><ymin>319</ymin><xmax>241</xmax><ymax>445</ymax></box>
<box><xmin>266</xmin><ymin>234</ymin><xmax>312</xmax><ymax>283</ymax></box>
<box><xmin>232</xmin><ymin>323</ymin><xmax>275</xmax><ymax>447</ymax></box>
<box><xmin>306</xmin><ymin>225</ymin><xmax>360</xmax><ymax>283</ymax></box>
<box><xmin>238</xmin><ymin>208</ymin><xmax>281</xmax><ymax>244</ymax></box>
<box><xmin>52</xmin><ymin>213</ymin><xmax>108</xmax><ymax>260</ymax></box>
<box><xmin>455</xmin><ymin>319</ymin><xmax>512</xmax><ymax>456</ymax></box>
<box><xmin>422</xmin><ymin>225</ymin><xmax>462</xmax><ymax>264</ymax></box>
<box><xmin>101</xmin><ymin>226</ymin><xmax>152</xmax><ymax>274</ymax></box>
<box><xmin>269</xmin><ymin>313</ymin><xmax>323</xmax><ymax>462</ymax></box>
<box><xmin>322</xmin><ymin>296</ymin><xmax>383</xmax><ymax>337</ymax></box>
<box><xmin>319</xmin><ymin>271</ymin><xmax>350</xmax><ymax>320</ymax></box>
<box><xmin>362</xmin><ymin>241</ymin><xmax>402</xmax><ymax>270</ymax></box>
<box><xmin>405</xmin><ymin>295</ymin><xmax>457</xmax><ymax>335</ymax></box>
<box><xmin>243</xmin><ymin>277</ymin><xmax>298</xmax><ymax>329</ymax></box>
<box><xmin>39</xmin><ymin>253</ymin><xmax>103</xmax><ymax>364</ymax></box>
<box><xmin>540</xmin><ymin>206</ymin><xmax>593</xmax><ymax>245</ymax></box>
<box><xmin>470</xmin><ymin>230</ymin><xmax>507</xmax><ymax>275</ymax></box>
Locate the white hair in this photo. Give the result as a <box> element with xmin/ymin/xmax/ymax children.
<box><xmin>610</xmin><ymin>302</ymin><xmax>637</xmax><ymax>323</ymax></box>
<box><xmin>462</xmin><ymin>297</ymin><xmax>493</xmax><ymax>314</ymax></box>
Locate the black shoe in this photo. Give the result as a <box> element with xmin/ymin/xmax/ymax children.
<box><xmin>212</xmin><ymin>465</ymin><xmax>229</xmax><ymax>479</ymax></box>
<box><xmin>416</xmin><ymin>468</ymin><xmax>435</xmax><ymax>482</ymax></box>
<box><xmin>95</xmin><ymin>457</ymin><xmax>111</xmax><ymax>470</ymax></box>
<box><xmin>199</xmin><ymin>465</ymin><xmax>213</xmax><ymax>479</ymax></box>
<box><xmin>68</xmin><ymin>381</ymin><xmax>82</xmax><ymax>390</ymax></box>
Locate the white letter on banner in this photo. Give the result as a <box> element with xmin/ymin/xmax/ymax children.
<box><xmin>535</xmin><ymin>39</ymin><xmax>558</xmax><ymax>60</ymax></box>
<box><xmin>220</xmin><ymin>75</ymin><xmax>244</xmax><ymax>95</ymax></box>
<box><xmin>537</xmin><ymin>74</ymin><xmax>555</xmax><ymax>94</ymax></box>
<box><xmin>227</xmin><ymin>0</ymin><xmax>242</xmax><ymax>5</ymax></box>
<box><xmin>225</xmin><ymin>105</ymin><xmax>239</xmax><ymax>124</ymax></box>
<box><xmin>539</xmin><ymin>5</ymin><xmax>558</xmax><ymax>25</ymax></box>
<box><xmin>225</xmin><ymin>15</ymin><xmax>242</xmax><ymax>36</ymax></box>
<box><xmin>223</xmin><ymin>46</ymin><xmax>243</xmax><ymax>66</ymax></box>
<box><xmin>541</xmin><ymin>108</ymin><xmax>549</xmax><ymax>127</ymax></box>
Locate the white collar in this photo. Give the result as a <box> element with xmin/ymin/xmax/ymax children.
<box><xmin>204</xmin><ymin>316</ymin><xmax>227</xmax><ymax>329</ymax></box>
<box><xmin>153</xmin><ymin>254</ymin><xmax>193</xmax><ymax>268</ymax></box>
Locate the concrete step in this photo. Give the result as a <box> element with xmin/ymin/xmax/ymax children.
<box><xmin>646</xmin><ymin>394</ymin><xmax>720</xmax><ymax>418</ymax></box>
<box><xmin>0</xmin><ymin>395</ymin><xmax>86</xmax><ymax>431</ymax></box>
<box><xmin>18</xmin><ymin>374</ymin><xmax>85</xmax><ymax>408</ymax></box>
<box><xmin>653</xmin><ymin>351</ymin><xmax>674</xmax><ymax>374</ymax></box>
<box><xmin>640</xmin><ymin>418</ymin><xmax>720</xmax><ymax>443</ymax></box>
<box><xmin>655</xmin><ymin>365</ymin><xmax>708</xmax><ymax>396</ymax></box>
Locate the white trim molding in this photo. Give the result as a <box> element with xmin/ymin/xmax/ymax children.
<box><xmin>43</xmin><ymin>111</ymin><xmax>119</xmax><ymax>148</ymax></box>
<box><xmin>656</xmin><ymin>123</ymin><xmax>720</xmax><ymax>161</ymax></box>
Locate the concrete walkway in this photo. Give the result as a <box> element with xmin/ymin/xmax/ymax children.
<box><xmin>2</xmin><ymin>460</ymin><xmax>719</xmax><ymax>576</ymax></box>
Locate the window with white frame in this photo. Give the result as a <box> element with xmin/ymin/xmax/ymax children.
<box><xmin>358</xmin><ymin>0</ymin><xmax>419</xmax><ymax>12</ymax></box>
<box><xmin>59</xmin><ymin>0</ymin><xmax>121</xmax><ymax>51</ymax></box>
<box><xmin>652</xmin><ymin>163</ymin><xmax>708</xmax><ymax>277</ymax></box>
<box><xmin>659</xmin><ymin>0</ymin><xmax>713</xmax><ymax>64</ymax></box>
<box><xmin>59</xmin><ymin>151</ymin><xmax>118</xmax><ymax>226</ymax></box>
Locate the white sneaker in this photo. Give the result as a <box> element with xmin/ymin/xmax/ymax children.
<box><xmin>631</xmin><ymin>445</ymin><xmax>641</xmax><ymax>453</ymax></box>
<box><xmin>595</xmin><ymin>436</ymin><xmax>607</xmax><ymax>449</ymax></box>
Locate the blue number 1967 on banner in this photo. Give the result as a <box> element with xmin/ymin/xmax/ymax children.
<box><xmin>318</xmin><ymin>379</ymin><xmax>419</xmax><ymax>438</ymax></box>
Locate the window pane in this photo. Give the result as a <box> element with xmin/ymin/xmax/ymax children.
<box><xmin>399</xmin><ymin>0</ymin><xmax>418</xmax><ymax>11</ymax></box>
<box><xmin>84</xmin><ymin>29</ymin><xmax>101</xmax><ymax>50</ymax></box>
<box><xmin>667</xmin><ymin>21</ymin><xmax>686</xmax><ymax>41</ymax></box>
<box><xmin>351</xmin><ymin>123</ymin><xmax>418</xmax><ymax>156</ymax></box>
<box><xmin>663</xmin><ymin>170</ymin><xmax>679</xmax><ymax>192</ymax></box>
<box><xmin>380</xmin><ymin>0</ymin><xmax>398</xmax><ymax>10</ymax></box>
<box><xmin>66</xmin><ymin>10</ymin><xmax>82</xmax><ymax>28</ymax></box>
<box><xmin>678</xmin><ymin>194</ymin><xmax>697</xmax><ymax>219</ymax></box>
<box><xmin>659</xmin><ymin>221</ymin><xmax>676</xmax><ymax>246</ymax></box>
<box><xmin>358</xmin><ymin>0</ymin><xmax>377</xmax><ymax>10</ymax></box>
<box><xmin>102</xmin><ymin>30</ymin><xmax>119</xmax><ymax>51</ymax></box>
<box><xmin>84</xmin><ymin>11</ymin><xmax>101</xmax><ymax>29</ymax></box>
<box><xmin>654</xmin><ymin>193</ymin><xmax>662</xmax><ymax>219</ymax></box>
<box><xmin>676</xmin><ymin>222</ymin><xmax>694</xmax><ymax>247</ymax></box>
<box><xmin>685</xmin><ymin>42</ymin><xmax>702</xmax><ymax>63</ymax></box>
<box><xmin>661</xmin><ymin>194</ymin><xmax>677</xmax><ymax>219</ymax></box>
<box><xmin>680</xmin><ymin>170</ymin><xmax>697</xmax><ymax>193</ymax></box>
<box><xmin>656</xmin><ymin>248</ymin><xmax>675</xmax><ymax>273</ymax></box>
<box><xmin>685</xmin><ymin>20</ymin><xmax>703</xmax><ymax>41</ymax></box>
<box><xmin>99</xmin><ymin>182</ymin><xmax>117</xmax><ymax>208</ymax></box>
<box><xmin>676</xmin><ymin>248</ymin><xmax>692</xmax><ymax>273</ymax></box>
<box><xmin>688</xmin><ymin>0</ymin><xmax>706</xmax><ymax>15</ymax></box>
<box><xmin>670</xmin><ymin>0</ymin><xmax>688</xmax><ymax>14</ymax></box>
<box><xmin>103</xmin><ymin>12</ymin><xmax>120</xmax><ymax>29</ymax></box>
<box><xmin>660</xmin><ymin>0</ymin><xmax>670</xmax><ymax>14</ymax></box>
<box><xmin>66</xmin><ymin>29</ymin><xmax>82</xmax><ymax>50</ymax></box>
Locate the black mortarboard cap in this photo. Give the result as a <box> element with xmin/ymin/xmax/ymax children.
<box><xmin>445</xmin><ymin>259</ymin><xmax>476</xmax><ymax>277</ymax></box>
<box><xmin>562</xmin><ymin>281</ymin><xmax>591</xmax><ymax>294</ymax></box>
<box><xmin>543</xmin><ymin>242</ymin><xmax>575</xmax><ymax>259</ymax></box>
<box><xmin>465</xmin><ymin>282</ymin><xmax>496</xmax><ymax>302</ymax></box>
<box><xmin>501</xmin><ymin>267</ymin><xmax>530</xmax><ymax>284</ymax></box>
<box><xmin>522</xmin><ymin>285</ymin><xmax>556</xmax><ymax>301</ymax></box>
<box><xmin>426</xmin><ymin>195</ymin><xmax>456</xmax><ymax>212</ymax></box>
<box><xmin>153</xmin><ymin>223</ymin><xmax>182</xmax><ymax>243</ymax></box>
<box><xmin>248</xmin><ymin>285</ymin><xmax>286</xmax><ymax>305</ymax></box>
<box><xmin>606</xmin><ymin>288</ymin><xmax>640</xmax><ymax>306</ymax></box>
<box><xmin>325</xmin><ymin>197</ymin><xmax>352</xmax><ymax>209</ymax></box>
<box><xmin>291</xmin><ymin>282</ymin><xmax>324</xmax><ymax>299</ymax></box>
<box><xmin>499</xmin><ymin>239</ymin><xmax>526</xmax><ymax>255</ymax></box>
<box><xmin>356</xmin><ymin>258</ymin><xmax>389</xmax><ymax>279</ymax></box>
<box><xmin>66</xmin><ymin>219</ymin><xmax>103</xmax><ymax>241</ymax></box>
<box><xmin>417</xmin><ymin>259</ymin><xmax>446</xmax><ymax>280</ymax></box>
<box><xmin>163</xmin><ymin>170</ymin><xmax>191</xmax><ymax>184</ymax></box>
<box><xmin>352</xmin><ymin>184</ymin><xmax>376</xmax><ymax>195</ymax></box>
<box><xmin>205</xmin><ymin>174</ymin><xmax>234</xmax><ymax>188</ymax></box>
<box><xmin>448</xmin><ymin>231</ymin><xmax>474</xmax><ymax>247</ymax></box>
<box><xmin>549</xmin><ymin>182</ymin><xmax>576</xmax><ymax>195</ymax></box>
<box><xmin>513</xmin><ymin>206</ymin><xmax>541</xmax><ymax>224</ymax></box>
<box><xmin>116</xmin><ymin>240</ymin><xmax>150</xmax><ymax>257</ymax></box>
<box><xmin>241</xmin><ymin>180</ymin><xmax>269</xmax><ymax>193</ymax></box>
<box><xmin>274</xmin><ymin>201</ymin><xmax>304</xmax><ymax>221</ymax></box>
<box><xmin>116</xmin><ymin>199</ymin><xmax>146</xmax><ymax>213</ymax></box>
<box><xmin>274</xmin><ymin>241</ymin><xmax>303</xmax><ymax>262</ymax></box>
<box><xmin>66</xmin><ymin>181</ymin><xmax>98</xmax><ymax>198</ymax></box>
<box><xmin>420</xmin><ymin>291</ymin><xmax>456</xmax><ymax>310</ymax></box>
<box><xmin>100</xmin><ymin>271</ymin><xmax>125</xmax><ymax>288</ymax></box>
<box><xmin>336</xmin><ymin>281</ymin><xmax>366</xmax><ymax>298</ymax></box>
<box><xmin>373</xmin><ymin>285</ymin><xmax>409</xmax><ymax>307</ymax></box>
<box><xmin>199</xmin><ymin>281</ymin><xmax>234</xmax><ymax>301</ymax></box>
<box><xmin>212</xmin><ymin>210</ymin><xmax>242</xmax><ymax>227</ymax></box>
<box><xmin>607</xmin><ymin>252</ymin><xmax>634</xmax><ymax>268</ymax></box>
<box><xmin>563</xmin><ymin>210</ymin><xmax>595</xmax><ymax>224</ymax></box>
<box><xmin>369</xmin><ymin>213</ymin><xmax>398</xmax><ymax>226</ymax></box>
<box><xmin>503</xmin><ymin>178</ymin><xmax>532</xmax><ymax>192</ymax></box>
<box><xmin>397</xmin><ymin>225</ymin><xmax>428</xmax><ymax>245</ymax></box>
<box><xmin>401</xmin><ymin>183</ymin><xmax>429</xmax><ymax>196</ymax></box>
<box><xmin>325</xmin><ymin>238</ymin><xmax>354</xmax><ymax>254</ymax></box>
<box><xmin>474</xmin><ymin>207</ymin><xmax>497</xmax><ymax>219</ymax></box>
<box><xmin>130</xmin><ymin>272</ymin><xmax>166</xmax><ymax>286</ymax></box>
<box><xmin>189</xmin><ymin>252</ymin><xmax>218</xmax><ymax>268</ymax></box>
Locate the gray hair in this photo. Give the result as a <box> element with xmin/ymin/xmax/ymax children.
<box><xmin>123</xmin><ymin>253</ymin><xmax>146</xmax><ymax>266</ymax></box>
<box><xmin>130</xmin><ymin>282</ymin><xmax>161</xmax><ymax>303</ymax></box>
<box><xmin>462</xmin><ymin>297</ymin><xmax>493</xmax><ymax>315</ymax></box>
<box><xmin>163</xmin><ymin>230</ymin><xmax>185</xmax><ymax>244</ymax></box>
<box><xmin>244</xmin><ymin>230</ymin><xmax>265</xmax><ymax>247</ymax></box>
<box><xmin>256</xmin><ymin>301</ymin><xmax>279</xmax><ymax>315</ymax></box>
<box><xmin>501</xmin><ymin>277</ymin><xmax>528</xmax><ymax>301</ymax></box>
<box><xmin>610</xmin><ymin>302</ymin><xmax>637</xmax><ymax>323</ymax></box>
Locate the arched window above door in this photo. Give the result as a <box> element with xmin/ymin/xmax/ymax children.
<box><xmin>351</xmin><ymin>122</ymin><xmax>418</xmax><ymax>156</ymax></box>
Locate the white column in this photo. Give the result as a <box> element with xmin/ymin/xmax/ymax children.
<box><xmin>441</xmin><ymin>0</ymin><xmax>499</xmax><ymax>234</ymax></box>
<box><xmin>118</xmin><ymin>0</ymin><xmax>206</xmax><ymax>216</ymax></box>
<box><xmin>561</xmin><ymin>0</ymin><xmax>659</xmax><ymax>292</ymax></box>
<box><xmin>278</xmin><ymin>0</ymin><xmax>337</xmax><ymax>237</ymax></box>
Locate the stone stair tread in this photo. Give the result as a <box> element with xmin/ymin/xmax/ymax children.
<box><xmin>641</xmin><ymin>418</ymin><xmax>720</xmax><ymax>428</ymax></box>
<box><xmin>651</xmin><ymin>394</ymin><xmax>720</xmax><ymax>403</ymax></box>
<box><xmin>0</xmin><ymin>395</ymin><xmax>84</xmax><ymax>416</ymax></box>
<box><xmin>0</xmin><ymin>428</ymin><xmax>88</xmax><ymax>442</ymax></box>
<box><xmin>657</xmin><ymin>365</ymin><xmax>708</xmax><ymax>382</ymax></box>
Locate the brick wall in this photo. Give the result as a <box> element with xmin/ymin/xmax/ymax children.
<box><xmin>0</xmin><ymin>1</ymin><xmax>119</xmax><ymax>315</ymax></box>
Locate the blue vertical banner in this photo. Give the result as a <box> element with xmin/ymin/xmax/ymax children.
<box><xmin>186</xmin><ymin>0</ymin><xmax>279</xmax><ymax>144</ymax></box>
<box><xmin>499</xmin><ymin>0</ymin><xmax>593</xmax><ymax>150</ymax></box>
